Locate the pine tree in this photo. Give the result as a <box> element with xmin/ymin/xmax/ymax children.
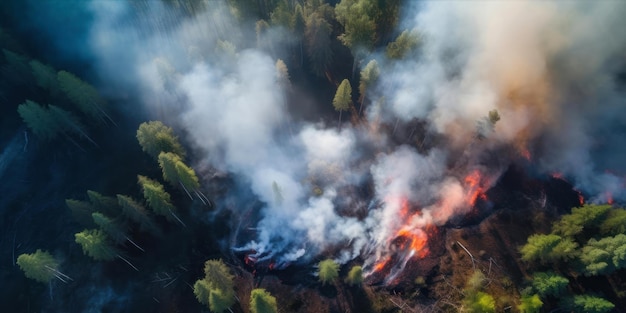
<box><xmin>193</xmin><ymin>259</ymin><xmax>236</xmax><ymax>313</ymax></box>
<box><xmin>74</xmin><ymin>229</ymin><xmax>117</xmax><ymax>261</ymax></box>
<box><xmin>17</xmin><ymin>100</ymin><xmax>62</xmax><ymax>141</ymax></box>
<box><xmin>531</xmin><ymin>272</ymin><xmax>568</xmax><ymax>297</ymax></box>
<box><xmin>158</xmin><ymin>152</ymin><xmax>200</xmax><ymax>193</ymax></box>
<box><xmin>358</xmin><ymin>59</ymin><xmax>379</xmax><ymax>113</ymax></box>
<box><xmin>333</xmin><ymin>79</ymin><xmax>352</xmax><ymax>128</ymax></box>
<box><xmin>304</xmin><ymin>12</ymin><xmax>333</xmax><ymax>77</ymax></box>
<box><xmin>29</xmin><ymin>60</ymin><xmax>60</xmax><ymax>95</ymax></box>
<box><xmin>138</xmin><ymin>175</ymin><xmax>182</xmax><ymax>225</ymax></box>
<box><xmin>57</xmin><ymin>70</ymin><xmax>110</xmax><ymax>122</ymax></box>
<box><xmin>386</xmin><ymin>30</ymin><xmax>419</xmax><ymax>60</ymax></box>
<box><xmin>518</xmin><ymin>294</ymin><xmax>542</xmax><ymax>313</ymax></box>
<box><xmin>345</xmin><ymin>265</ymin><xmax>363</xmax><ymax>286</ymax></box>
<box><xmin>318</xmin><ymin>259</ymin><xmax>339</xmax><ymax>285</ymax></box>
<box><xmin>136</xmin><ymin>121</ymin><xmax>185</xmax><ymax>159</ymax></box>
<box><xmin>66</xmin><ymin>199</ymin><xmax>97</xmax><ymax>227</ymax></box>
<box><xmin>16</xmin><ymin>250</ymin><xmax>59</xmax><ymax>283</ymax></box>
<box><xmin>117</xmin><ymin>194</ymin><xmax>158</xmax><ymax>234</ymax></box>
<box><xmin>563</xmin><ymin>295</ymin><xmax>614</xmax><ymax>313</ymax></box>
<box><xmin>92</xmin><ymin>212</ymin><xmax>126</xmax><ymax>244</ymax></box>
<box><xmin>87</xmin><ymin>190</ymin><xmax>120</xmax><ymax>216</ymax></box>
<box><xmin>250</xmin><ymin>288</ymin><xmax>278</xmax><ymax>313</ymax></box>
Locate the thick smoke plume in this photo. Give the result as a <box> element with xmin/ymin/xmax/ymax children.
<box><xmin>25</xmin><ymin>0</ymin><xmax>626</xmax><ymax>277</ymax></box>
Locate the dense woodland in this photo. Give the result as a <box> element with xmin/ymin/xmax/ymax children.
<box><xmin>1</xmin><ymin>0</ymin><xmax>625</xmax><ymax>312</ymax></box>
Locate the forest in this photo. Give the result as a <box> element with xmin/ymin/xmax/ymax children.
<box><xmin>1</xmin><ymin>0</ymin><xmax>626</xmax><ymax>312</ymax></box>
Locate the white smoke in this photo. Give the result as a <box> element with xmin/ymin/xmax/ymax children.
<box><xmin>73</xmin><ymin>0</ymin><xmax>626</xmax><ymax>270</ymax></box>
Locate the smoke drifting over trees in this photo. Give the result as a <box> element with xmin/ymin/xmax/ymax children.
<box><xmin>3</xmin><ymin>0</ymin><xmax>626</xmax><ymax>311</ymax></box>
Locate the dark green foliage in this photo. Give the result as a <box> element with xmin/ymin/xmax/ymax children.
<box><xmin>269</xmin><ymin>0</ymin><xmax>293</xmax><ymax>28</ymax></box>
<box><xmin>518</xmin><ymin>294</ymin><xmax>542</xmax><ymax>313</ymax></box>
<box><xmin>117</xmin><ymin>194</ymin><xmax>158</xmax><ymax>234</ymax></box>
<box><xmin>2</xmin><ymin>49</ymin><xmax>33</xmax><ymax>85</ymax></box>
<box><xmin>531</xmin><ymin>272</ymin><xmax>568</xmax><ymax>297</ymax></box>
<box><xmin>304</xmin><ymin>12</ymin><xmax>333</xmax><ymax>77</ymax></box>
<box><xmin>29</xmin><ymin>60</ymin><xmax>59</xmax><ymax>94</ymax></box>
<box><xmin>74</xmin><ymin>229</ymin><xmax>117</xmax><ymax>261</ymax></box>
<box><xmin>552</xmin><ymin>204</ymin><xmax>612</xmax><ymax>237</ymax></box>
<box><xmin>386</xmin><ymin>30</ymin><xmax>419</xmax><ymax>59</ymax></box>
<box><xmin>335</xmin><ymin>0</ymin><xmax>377</xmax><ymax>51</ymax></box>
<box><xmin>87</xmin><ymin>190</ymin><xmax>119</xmax><ymax>216</ymax></box>
<box><xmin>16</xmin><ymin>250</ymin><xmax>59</xmax><ymax>283</ymax></box>
<box><xmin>57</xmin><ymin>70</ymin><xmax>108</xmax><ymax>121</ymax></box>
<box><xmin>318</xmin><ymin>259</ymin><xmax>339</xmax><ymax>285</ymax></box>
<box><xmin>137</xmin><ymin>175</ymin><xmax>177</xmax><ymax>221</ymax></box>
<box><xmin>562</xmin><ymin>295</ymin><xmax>614</xmax><ymax>313</ymax></box>
<box><xmin>600</xmin><ymin>208</ymin><xmax>626</xmax><ymax>235</ymax></box>
<box><xmin>136</xmin><ymin>121</ymin><xmax>185</xmax><ymax>159</ymax></box>
<box><xmin>345</xmin><ymin>265</ymin><xmax>363</xmax><ymax>286</ymax></box>
<box><xmin>158</xmin><ymin>152</ymin><xmax>200</xmax><ymax>191</ymax></box>
<box><xmin>92</xmin><ymin>212</ymin><xmax>126</xmax><ymax>244</ymax></box>
<box><xmin>580</xmin><ymin>234</ymin><xmax>626</xmax><ymax>276</ymax></box>
<box><xmin>66</xmin><ymin>199</ymin><xmax>97</xmax><ymax>227</ymax></box>
<box><xmin>250</xmin><ymin>288</ymin><xmax>278</xmax><ymax>313</ymax></box>
<box><xmin>193</xmin><ymin>259</ymin><xmax>236</xmax><ymax>313</ymax></box>
<box><xmin>17</xmin><ymin>100</ymin><xmax>94</xmax><ymax>144</ymax></box>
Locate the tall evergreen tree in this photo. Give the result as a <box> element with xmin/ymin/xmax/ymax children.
<box><xmin>332</xmin><ymin>79</ymin><xmax>352</xmax><ymax>128</ymax></box>
<box><xmin>318</xmin><ymin>259</ymin><xmax>339</xmax><ymax>285</ymax></box>
<box><xmin>250</xmin><ymin>288</ymin><xmax>278</xmax><ymax>313</ymax></box>
<box><xmin>117</xmin><ymin>194</ymin><xmax>158</xmax><ymax>234</ymax></box>
<box><xmin>136</xmin><ymin>121</ymin><xmax>185</xmax><ymax>159</ymax></box>
<box><xmin>74</xmin><ymin>229</ymin><xmax>117</xmax><ymax>261</ymax></box>
<box><xmin>57</xmin><ymin>70</ymin><xmax>110</xmax><ymax>123</ymax></box>
<box><xmin>16</xmin><ymin>250</ymin><xmax>59</xmax><ymax>283</ymax></box>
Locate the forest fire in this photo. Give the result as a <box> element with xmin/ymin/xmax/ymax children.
<box><xmin>464</xmin><ymin>169</ymin><xmax>489</xmax><ymax>206</ymax></box>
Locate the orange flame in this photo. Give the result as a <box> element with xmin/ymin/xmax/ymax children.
<box><xmin>464</xmin><ymin>170</ymin><xmax>488</xmax><ymax>206</ymax></box>
<box><xmin>521</xmin><ymin>148</ymin><xmax>531</xmax><ymax>161</ymax></box>
<box><xmin>373</xmin><ymin>257</ymin><xmax>390</xmax><ymax>273</ymax></box>
<box><xmin>395</xmin><ymin>227</ymin><xmax>428</xmax><ymax>256</ymax></box>
<box><xmin>606</xmin><ymin>192</ymin><xmax>614</xmax><ymax>205</ymax></box>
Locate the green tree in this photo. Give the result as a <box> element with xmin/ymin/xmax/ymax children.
<box><xmin>2</xmin><ymin>49</ymin><xmax>33</xmax><ymax>86</ymax></box>
<box><xmin>563</xmin><ymin>295</ymin><xmax>614</xmax><ymax>313</ymax></box>
<box><xmin>333</xmin><ymin>79</ymin><xmax>352</xmax><ymax>127</ymax></box>
<box><xmin>520</xmin><ymin>234</ymin><xmax>577</xmax><ymax>263</ymax></box>
<box><xmin>518</xmin><ymin>294</ymin><xmax>542</xmax><ymax>313</ymax></box>
<box><xmin>358</xmin><ymin>59</ymin><xmax>379</xmax><ymax>112</ymax></box>
<box><xmin>137</xmin><ymin>175</ymin><xmax>182</xmax><ymax>225</ymax></box>
<box><xmin>531</xmin><ymin>272</ymin><xmax>568</xmax><ymax>297</ymax></box>
<box><xmin>66</xmin><ymin>199</ymin><xmax>97</xmax><ymax>227</ymax></box>
<box><xmin>334</xmin><ymin>0</ymin><xmax>377</xmax><ymax>51</ymax></box>
<box><xmin>136</xmin><ymin>121</ymin><xmax>185</xmax><ymax>159</ymax></box>
<box><xmin>552</xmin><ymin>204</ymin><xmax>612</xmax><ymax>238</ymax></box>
<box><xmin>92</xmin><ymin>212</ymin><xmax>126</xmax><ymax>244</ymax></box>
<box><xmin>74</xmin><ymin>229</ymin><xmax>117</xmax><ymax>261</ymax></box>
<box><xmin>318</xmin><ymin>259</ymin><xmax>339</xmax><ymax>285</ymax></box>
<box><xmin>250</xmin><ymin>288</ymin><xmax>278</xmax><ymax>313</ymax></box>
<box><xmin>580</xmin><ymin>233</ymin><xmax>626</xmax><ymax>276</ymax></box>
<box><xmin>18</xmin><ymin>100</ymin><xmax>63</xmax><ymax>141</ymax></box>
<box><xmin>29</xmin><ymin>60</ymin><xmax>60</xmax><ymax>95</ymax></box>
<box><xmin>386</xmin><ymin>30</ymin><xmax>419</xmax><ymax>60</ymax></box>
<box><xmin>464</xmin><ymin>291</ymin><xmax>495</xmax><ymax>313</ymax></box>
<box><xmin>87</xmin><ymin>190</ymin><xmax>119</xmax><ymax>216</ymax></box>
<box><xmin>57</xmin><ymin>70</ymin><xmax>110</xmax><ymax>123</ymax></box>
<box><xmin>158</xmin><ymin>152</ymin><xmax>200</xmax><ymax>193</ymax></box>
<box><xmin>600</xmin><ymin>208</ymin><xmax>626</xmax><ymax>235</ymax></box>
<box><xmin>345</xmin><ymin>265</ymin><xmax>363</xmax><ymax>286</ymax></box>
<box><xmin>193</xmin><ymin>259</ymin><xmax>236</xmax><ymax>313</ymax></box>
<box><xmin>16</xmin><ymin>250</ymin><xmax>59</xmax><ymax>283</ymax></box>
<box><xmin>304</xmin><ymin>12</ymin><xmax>333</xmax><ymax>77</ymax></box>
<box><xmin>117</xmin><ymin>194</ymin><xmax>158</xmax><ymax>234</ymax></box>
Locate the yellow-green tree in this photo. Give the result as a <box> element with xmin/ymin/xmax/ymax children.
<box><xmin>386</xmin><ymin>30</ymin><xmax>419</xmax><ymax>60</ymax></box>
<box><xmin>345</xmin><ymin>265</ymin><xmax>363</xmax><ymax>286</ymax></box>
<box><xmin>193</xmin><ymin>259</ymin><xmax>236</xmax><ymax>313</ymax></box>
<box><xmin>136</xmin><ymin>121</ymin><xmax>185</xmax><ymax>159</ymax></box>
<box><xmin>16</xmin><ymin>250</ymin><xmax>59</xmax><ymax>283</ymax></box>
<box><xmin>250</xmin><ymin>288</ymin><xmax>278</xmax><ymax>313</ymax></box>
<box><xmin>158</xmin><ymin>152</ymin><xmax>199</xmax><ymax>194</ymax></box>
<box><xmin>74</xmin><ymin>229</ymin><xmax>117</xmax><ymax>261</ymax></box>
<box><xmin>318</xmin><ymin>259</ymin><xmax>339</xmax><ymax>285</ymax></box>
<box><xmin>332</xmin><ymin>79</ymin><xmax>352</xmax><ymax>128</ymax></box>
<box><xmin>138</xmin><ymin>175</ymin><xmax>183</xmax><ymax>225</ymax></box>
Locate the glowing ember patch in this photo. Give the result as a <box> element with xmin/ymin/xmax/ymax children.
<box><xmin>551</xmin><ymin>172</ymin><xmax>564</xmax><ymax>180</ymax></box>
<box><xmin>577</xmin><ymin>192</ymin><xmax>584</xmax><ymax>206</ymax></box>
<box><xmin>606</xmin><ymin>192</ymin><xmax>614</xmax><ymax>205</ymax></box>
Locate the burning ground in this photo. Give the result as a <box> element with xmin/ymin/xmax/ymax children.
<box><xmin>2</xmin><ymin>0</ymin><xmax>626</xmax><ymax>312</ymax></box>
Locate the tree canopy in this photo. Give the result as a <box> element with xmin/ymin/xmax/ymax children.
<box><xmin>136</xmin><ymin>121</ymin><xmax>185</xmax><ymax>159</ymax></box>
<box><xmin>57</xmin><ymin>70</ymin><xmax>108</xmax><ymax>122</ymax></box>
<box><xmin>16</xmin><ymin>250</ymin><xmax>59</xmax><ymax>283</ymax></box>
<box><xmin>345</xmin><ymin>265</ymin><xmax>363</xmax><ymax>286</ymax></box>
<box><xmin>74</xmin><ymin>229</ymin><xmax>117</xmax><ymax>261</ymax></box>
<box><xmin>386</xmin><ymin>30</ymin><xmax>419</xmax><ymax>60</ymax></box>
<box><xmin>138</xmin><ymin>175</ymin><xmax>177</xmax><ymax>221</ymax></box>
<box><xmin>333</xmin><ymin>79</ymin><xmax>352</xmax><ymax>112</ymax></box>
<box><xmin>117</xmin><ymin>194</ymin><xmax>158</xmax><ymax>234</ymax></box>
<box><xmin>250</xmin><ymin>288</ymin><xmax>278</xmax><ymax>313</ymax></box>
<box><xmin>158</xmin><ymin>152</ymin><xmax>200</xmax><ymax>192</ymax></box>
<box><xmin>193</xmin><ymin>259</ymin><xmax>236</xmax><ymax>313</ymax></box>
<box><xmin>318</xmin><ymin>259</ymin><xmax>339</xmax><ymax>285</ymax></box>
<box><xmin>531</xmin><ymin>272</ymin><xmax>568</xmax><ymax>297</ymax></box>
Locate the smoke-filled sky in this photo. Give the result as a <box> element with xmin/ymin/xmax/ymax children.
<box><xmin>12</xmin><ymin>0</ymin><xmax>626</xmax><ymax>274</ymax></box>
